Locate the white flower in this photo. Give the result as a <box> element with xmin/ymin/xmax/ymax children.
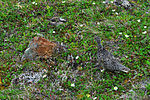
<box><xmin>114</xmin><ymin>86</ymin><xmax>118</xmax><ymax>90</ymax></box>
<box><xmin>112</xmin><ymin>9</ymin><xmax>115</xmax><ymax>12</ymax></box>
<box><xmin>53</xmin><ymin>31</ymin><xmax>56</xmax><ymax>33</ymax></box>
<box><xmin>125</xmin><ymin>35</ymin><xmax>129</xmax><ymax>38</ymax></box>
<box><xmin>137</xmin><ymin>19</ymin><xmax>140</xmax><ymax>22</ymax></box>
<box><xmin>144</xmin><ymin>26</ymin><xmax>147</xmax><ymax>28</ymax></box>
<box><xmin>101</xmin><ymin>69</ymin><xmax>105</xmax><ymax>72</ymax></box>
<box><xmin>142</xmin><ymin>31</ymin><xmax>147</xmax><ymax>34</ymax></box>
<box><xmin>92</xmin><ymin>2</ymin><xmax>95</xmax><ymax>5</ymax></box>
<box><xmin>93</xmin><ymin>97</ymin><xmax>97</xmax><ymax>100</ymax></box>
<box><xmin>115</xmin><ymin>12</ymin><xmax>118</xmax><ymax>15</ymax></box>
<box><xmin>110</xmin><ymin>1</ymin><xmax>114</xmax><ymax>3</ymax></box>
<box><xmin>76</xmin><ymin>56</ymin><xmax>79</xmax><ymax>59</ymax></box>
<box><xmin>43</xmin><ymin>74</ymin><xmax>47</xmax><ymax>78</ymax></box>
<box><xmin>102</xmin><ymin>1</ymin><xmax>106</xmax><ymax>3</ymax></box>
<box><xmin>32</xmin><ymin>2</ymin><xmax>37</xmax><ymax>5</ymax></box>
<box><xmin>71</xmin><ymin>83</ymin><xmax>75</xmax><ymax>87</ymax></box>
<box><xmin>80</xmin><ymin>24</ymin><xmax>83</xmax><ymax>27</ymax></box>
<box><xmin>119</xmin><ymin>32</ymin><xmax>122</xmax><ymax>34</ymax></box>
<box><xmin>97</xmin><ymin>22</ymin><xmax>100</xmax><ymax>25</ymax></box>
<box><xmin>32</xmin><ymin>2</ymin><xmax>35</xmax><ymax>4</ymax></box>
<box><xmin>62</xmin><ymin>1</ymin><xmax>65</xmax><ymax>3</ymax></box>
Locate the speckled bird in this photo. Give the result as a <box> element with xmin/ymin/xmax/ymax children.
<box><xmin>95</xmin><ymin>36</ymin><xmax>130</xmax><ymax>73</ymax></box>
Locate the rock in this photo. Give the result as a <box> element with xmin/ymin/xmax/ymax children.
<box><xmin>47</xmin><ymin>17</ymin><xmax>67</xmax><ymax>26</ymax></box>
<box><xmin>11</xmin><ymin>69</ymin><xmax>47</xmax><ymax>86</ymax></box>
<box><xmin>21</xmin><ymin>37</ymin><xmax>67</xmax><ymax>64</ymax></box>
<box><xmin>103</xmin><ymin>0</ymin><xmax>133</xmax><ymax>9</ymax></box>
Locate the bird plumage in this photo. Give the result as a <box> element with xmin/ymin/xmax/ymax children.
<box><xmin>95</xmin><ymin>36</ymin><xmax>130</xmax><ymax>73</ymax></box>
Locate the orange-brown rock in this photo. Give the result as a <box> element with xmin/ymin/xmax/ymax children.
<box><xmin>21</xmin><ymin>37</ymin><xmax>66</xmax><ymax>62</ymax></box>
<box><xmin>31</xmin><ymin>37</ymin><xmax>57</xmax><ymax>59</ymax></box>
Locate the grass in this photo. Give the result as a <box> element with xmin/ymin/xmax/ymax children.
<box><xmin>0</xmin><ymin>0</ymin><xmax>150</xmax><ymax>99</ymax></box>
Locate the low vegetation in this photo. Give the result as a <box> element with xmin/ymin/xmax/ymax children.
<box><xmin>0</xmin><ymin>0</ymin><xmax>149</xmax><ymax>99</ymax></box>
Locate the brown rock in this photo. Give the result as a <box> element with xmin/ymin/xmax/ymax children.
<box><xmin>21</xmin><ymin>37</ymin><xmax>65</xmax><ymax>62</ymax></box>
<box><xmin>31</xmin><ymin>37</ymin><xmax>57</xmax><ymax>59</ymax></box>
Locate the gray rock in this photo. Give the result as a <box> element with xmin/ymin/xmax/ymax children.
<box><xmin>114</xmin><ymin>0</ymin><xmax>132</xmax><ymax>9</ymax></box>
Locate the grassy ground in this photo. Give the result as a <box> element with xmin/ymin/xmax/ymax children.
<box><xmin>0</xmin><ymin>0</ymin><xmax>150</xmax><ymax>99</ymax></box>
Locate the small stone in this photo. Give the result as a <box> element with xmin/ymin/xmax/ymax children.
<box><xmin>142</xmin><ymin>31</ymin><xmax>147</xmax><ymax>34</ymax></box>
<box><xmin>43</xmin><ymin>74</ymin><xmax>47</xmax><ymax>78</ymax></box>
<box><xmin>22</xmin><ymin>37</ymin><xmax>57</xmax><ymax>61</ymax></box>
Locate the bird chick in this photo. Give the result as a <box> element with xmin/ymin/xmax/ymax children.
<box><xmin>95</xmin><ymin>36</ymin><xmax>130</xmax><ymax>73</ymax></box>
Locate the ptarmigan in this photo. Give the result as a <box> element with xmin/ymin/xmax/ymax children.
<box><xmin>95</xmin><ymin>36</ymin><xmax>130</xmax><ymax>73</ymax></box>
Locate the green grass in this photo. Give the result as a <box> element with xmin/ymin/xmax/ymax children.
<box><xmin>0</xmin><ymin>0</ymin><xmax>150</xmax><ymax>99</ymax></box>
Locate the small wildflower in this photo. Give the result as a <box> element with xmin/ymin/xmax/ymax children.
<box><xmin>119</xmin><ymin>32</ymin><xmax>122</xmax><ymax>35</ymax></box>
<box><xmin>137</xmin><ymin>19</ymin><xmax>140</xmax><ymax>22</ymax></box>
<box><xmin>134</xmin><ymin>35</ymin><xmax>136</xmax><ymax>37</ymax></box>
<box><xmin>71</xmin><ymin>83</ymin><xmax>75</xmax><ymax>87</ymax></box>
<box><xmin>92</xmin><ymin>2</ymin><xmax>95</xmax><ymax>5</ymax></box>
<box><xmin>142</xmin><ymin>31</ymin><xmax>147</xmax><ymax>34</ymax></box>
<box><xmin>112</xmin><ymin>9</ymin><xmax>115</xmax><ymax>12</ymax></box>
<box><xmin>43</xmin><ymin>74</ymin><xmax>47</xmax><ymax>78</ymax></box>
<box><xmin>53</xmin><ymin>31</ymin><xmax>56</xmax><ymax>33</ymax></box>
<box><xmin>102</xmin><ymin>1</ymin><xmax>106</xmax><ymax>3</ymax></box>
<box><xmin>97</xmin><ymin>22</ymin><xmax>100</xmax><ymax>25</ymax></box>
<box><xmin>144</xmin><ymin>26</ymin><xmax>147</xmax><ymax>28</ymax></box>
<box><xmin>110</xmin><ymin>1</ymin><xmax>114</xmax><ymax>3</ymax></box>
<box><xmin>76</xmin><ymin>56</ymin><xmax>79</xmax><ymax>59</ymax></box>
<box><xmin>115</xmin><ymin>12</ymin><xmax>118</xmax><ymax>15</ymax></box>
<box><xmin>86</xmin><ymin>94</ymin><xmax>90</xmax><ymax>97</ymax></box>
<box><xmin>62</xmin><ymin>1</ymin><xmax>65</xmax><ymax>3</ymax></box>
<box><xmin>32</xmin><ymin>2</ymin><xmax>35</xmax><ymax>4</ymax></box>
<box><xmin>93</xmin><ymin>97</ymin><xmax>97</xmax><ymax>100</ymax></box>
<box><xmin>114</xmin><ymin>86</ymin><xmax>118</xmax><ymax>91</ymax></box>
<box><xmin>125</xmin><ymin>35</ymin><xmax>129</xmax><ymax>38</ymax></box>
<box><xmin>32</xmin><ymin>2</ymin><xmax>37</xmax><ymax>5</ymax></box>
<box><xmin>101</xmin><ymin>69</ymin><xmax>105</xmax><ymax>72</ymax></box>
<box><xmin>80</xmin><ymin>24</ymin><xmax>83</xmax><ymax>27</ymax></box>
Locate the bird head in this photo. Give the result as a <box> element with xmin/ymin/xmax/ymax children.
<box><xmin>94</xmin><ymin>36</ymin><xmax>101</xmax><ymax>42</ymax></box>
<box><xmin>94</xmin><ymin>36</ymin><xmax>103</xmax><ymax>48</ymax></box>
<box><xmin>119</xmin><ymin>66</ymin><xmax>130</xmax><ymax>73</ymax></box>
